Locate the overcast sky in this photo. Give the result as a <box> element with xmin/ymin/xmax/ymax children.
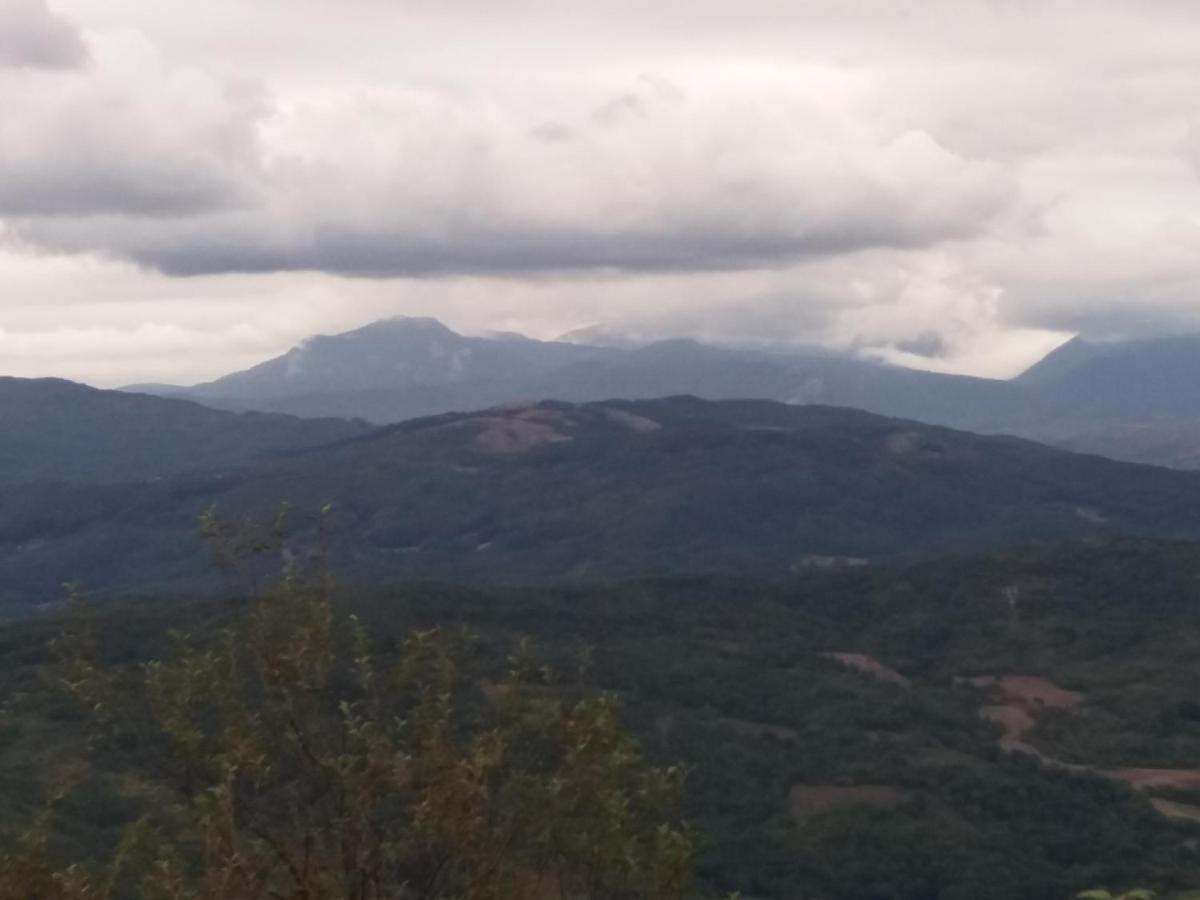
<box><xmin>3</xmin><ymin>0</ymin><xmax>1200</xmax><ymax>385</ymax></box>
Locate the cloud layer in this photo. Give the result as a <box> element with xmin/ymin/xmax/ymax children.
<box><xmin>3</xmin><ymin>0</ymin><xmax>1200</xmax><ymax>384</ymax></box>
<box><xmin>5</xmin><ymin>68</ymin><xmax>1013</xmax><ymax>277</ymax></box>
<box><xmin>0</xmin><ymin>0</ymin><xmax>86</xmax><ymax>69</ymax></box>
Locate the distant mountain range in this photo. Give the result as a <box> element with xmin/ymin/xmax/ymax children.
<box><xmin>0</xmin><ymin>377</ymin><xmax>368</xmax><ymax>484</ymax></box>
<box><xmin>124</xmin><ymin>317</ymin><xmax>1200</xmax><ymax>468</ymax></box>
<box><xmin>8</xmin><ymin>395</ymin><xmax>1200</xmax><ymax>607</ymax></box>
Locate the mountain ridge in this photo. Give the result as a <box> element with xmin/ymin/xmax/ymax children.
<box><xmin>0</xmin><ymin>376</ymin><xmax>370</xmax><ymax>484</ymax></box>
<box><xmin>120</xmin><ymin>318</ymin><xmax>1200</xmax><ymax>469</ymax></box>
<box><xmin>7</xmin><ymin>395</ymin><xmax>1200</xmax><ymax>607</ymax></box>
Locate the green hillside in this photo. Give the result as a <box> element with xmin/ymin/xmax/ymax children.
<box><xmin>9</xmin><ymin>397</ymin><xmax>1200</xmax><ymax>607</ymax></box>
<box><xmin>0</xmin><ymin>377</ymin><xmax>368</xmax><ymax>485</ymax></box>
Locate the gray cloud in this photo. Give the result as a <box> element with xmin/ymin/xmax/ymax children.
<box><xmin>0</xmin><ymin>32</ymin><xmax>265</xmax><ymax>216</ymax></box>
<box><xmin>0</xmin><ymin>0</ymin><xmax>87</xmax><ymax>69</ymax></box>
<box><xmin>10</xmin><ymin>78</ymin><xmax>1013</xmax><ymax>276</ymax></box>
<box><xmin>3</xmin><ymin>0</ymin><xmax>1200</xmax><ymax>386</ymax></box>
<box><xmin>895</xmin><ymin>331</ymin><xmax>947</xmax><ymax>359</ymax></box>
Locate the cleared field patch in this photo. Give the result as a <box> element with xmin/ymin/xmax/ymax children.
<box><xmin>1150</xmin><ymin>797</ymin><xmax>1200</xmax><ymax>822</ymax></box>
<box><xmin>1109</xmin><ymin>768</ymin><xmax>1200</xmax><ymax>791</ymax></box>
<box><xmin>822</xmin><ymin>652</ymin><xmax>910</xmax><ymax>687</ymax></box>
<box><xmin>961</xmin><ymin>675</ymin><xmax>1084</xmax><ymax>709</ymax></box>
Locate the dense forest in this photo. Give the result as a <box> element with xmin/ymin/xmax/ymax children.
<box><xmin>13</xmin><ymin>397</ymin><xmax>1200</xmax><ymax>608</ymax></box>
<box><xmin>4</xmin><ymin>534</ymin><xmax>1200</xmax><ymax>897</ymax></box>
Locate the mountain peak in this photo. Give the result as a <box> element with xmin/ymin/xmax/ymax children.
<box><xmin>1013</xmin><ymin>335</ymin><xmax>1091</xmax><ymax>383</ymax></box>
<box><xmin>326</xmin><ymin>316</ymin><xmax>461</xmax><ymax>343</ymax></box>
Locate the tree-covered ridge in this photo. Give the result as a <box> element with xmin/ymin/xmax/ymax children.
<box><xmin>11</xmin><ymin>397</ymin><xmax>1200</xmax><ymax>607</ymax></box>
<box><xmin>0</xmin><ymin>377</ymin><xmax>368</xmax><ymax>485</ymax></box>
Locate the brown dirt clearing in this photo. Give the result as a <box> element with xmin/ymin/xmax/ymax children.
<box><xmin>473</xmin><ymin>416</ymin><xmax>573</xmax><ymax>455</ymax></box>
<box><xmin>823</xmin><ymin>652</ymin><xmax>910</xmax><ymax>687</ymax></box>
<box><xmin>960</xmin><ymin>675</ymin><xmax>1083</xmax><ymax>709</ymax></box>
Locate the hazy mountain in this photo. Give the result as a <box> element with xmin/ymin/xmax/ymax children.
<box><xmin>123</xmin><ymin>318</ymin><xmax>1200</xmax><ymax>468</ymax></box>
<box><xmin>1015</xmin><ymin>334</ymin><xmax>1200</xmax><ymax>417</ymax></box>
<box><xmin>536</xmin><ymin>339</ymin><xmax>1019</xmax><ymax>427</ymax></box>
<box><xmin>132</xmin><ymin>315</ymin><xmax>1018</xmax><ymax>428</ymax></box>
<box><xmin>0</xmin><ymin>377</ymin><xmax>369</xmax><ymax>484</ymax></box>
<box><xmin>179</xmin><ymin>316</ymin><xmax>609</xmax><ymax>420</ymax></box>
<box><xmin>1004</xmin><ymin>334</ymin><xmax>1200</xmax><ymax>465</ymax></box>
<box><xmin>8</xmin><ymin>396</ymin><xmax>1200</xmax><ymax>606</ymax></box>
<box><xmin>555</xmin><ymin>323</ymin><xmax>647</xmax><ymax>347</ymax></box>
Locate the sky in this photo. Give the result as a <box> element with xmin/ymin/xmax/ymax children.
<box><xmin>3</xmin><ymin>0</ymin><xmax>1200</xmax><ymax>386</ymax></box>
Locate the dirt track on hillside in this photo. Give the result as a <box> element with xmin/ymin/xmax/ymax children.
<box><xmin>965</xmin><ymin>674</ymin><xmax>1200</xmax><ymax>818</ymax></box>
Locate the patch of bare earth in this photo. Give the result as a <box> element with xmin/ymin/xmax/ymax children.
<box><xmin>1107</xmin><ymin>768</ymin><xmax>1200</xmax><ymax>791</ymax></box>
<box><xmin>604</xmin><ymin>408</ymin><xmax>661</xmax><ymax>433</ymax></box>
<box><xmin>472</xmin><ymin>408</ymin><xmax>574</xmax><ymax>455</ymax></box>
<box><xmin>823</xmin><ymin>652</ymin><xmax>911</xmax><ymax>688</ymax></box>
<box><xmin>979</xmin><ymin>704</ymin><xmax>1043</xmax><ymax>756</ymax></box>
<box><xmin>962</xmin><ymin>674</ymin><xmax>1200</xmax><ymax>820</ymax></box>
<box><xmin>788</xmin><ymin>785</ymin><xmax>912</xmax><ymax>822</ymax></box>
<box><xmin>961</xmin><ymin>675</ymin><xmax>1084</xmax><ymax>709</ymax></box>
<box><xmin>961</xmin><ymin>675</ymin><xmax>1085</xmax><ymax>761</ymax></box>
<box><xmin>1150</xmin><ymin>797</ymin><xmax>1200</xmax><ymax>822</ymax></box>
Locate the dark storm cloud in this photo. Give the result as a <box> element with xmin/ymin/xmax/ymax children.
<box><xmin>22</xmin><ymin>201</ymin><xmax>1004</xmax><ymax>279</ymax></box>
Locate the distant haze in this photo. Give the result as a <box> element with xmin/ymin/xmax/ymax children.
<box><xmin>3</xmin><ymin>1</ymin><xmax>1200</xmax><ymax>385</ymax></box>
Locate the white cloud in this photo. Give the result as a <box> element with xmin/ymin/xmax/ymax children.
<box><xmin>7</xmin><ymin>70</ymin><xmax>1014</xmax><ymax>276</ymax></box>
<box><xmin>3</xmin><ymin>0</ymin><xmax>1200</xmax><ymax>384</ymax></box>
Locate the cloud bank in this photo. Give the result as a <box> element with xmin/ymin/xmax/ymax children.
<box><xmin>2</xmin><ymin>0</ymin><xmax>1200</xmax><ymax>384</ymax></box>
<box><xmin>0</xmin><ymin>0</ymin><xmax>86</xmax><ymax>69</ymax></box>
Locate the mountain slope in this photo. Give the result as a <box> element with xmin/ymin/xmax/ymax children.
<box><xmin>127</xmin><ymin>318</ymin><xmax>1200</xmax><ymax>469</ymax></box>
<box><xmin>184</xmin><ymin>316</ymin><xmax>610</xmax><ymax>419</ymax></box>
<box><xmin>537</xmin><ymin>339</ymin><xmax>1019</xmax><ymax>427</ymax></box>
<box><xmin>0</xmin><ymin>377</ymin><xmax>369</xmax><ymax>484</ymax></box>
<box><xmin>1010</xmin><ymin>334</ymin><xmax>1200</xmax><ymax>465</ymax></box>
<box><xmin>134</xmin><ymin>316</ymin><xmax>1019</xmax><ymax>432</ymax></box>
<box><xmin>7</xmin><ymin>396</ymin><xmax>1200</xmax><ymax>605</ymax></box>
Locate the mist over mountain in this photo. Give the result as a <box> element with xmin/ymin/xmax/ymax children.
<box><xmin>124</xmin><ymin>318</ymin><xmax>1200</xmax><ymax>468</ymax></box>
<box><xmin>130</xmin><ymin>314</ymin><xmax>1017</xmax><ymax>424</ymax></box>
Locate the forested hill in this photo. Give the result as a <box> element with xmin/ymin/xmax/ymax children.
<box><xmin>9</xmin><ymin>396</ymin><xmax>1200</xmax><ymax>606</ymax></box>
<box><xmin>0</xmin><ymin>377</ymin><xmax>369</xmax><ymax>484</ymax></box>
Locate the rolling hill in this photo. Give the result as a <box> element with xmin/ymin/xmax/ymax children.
<box><xmin>8</xmin><ymin>396</ymin><xmax>1200</xmax><ymax>606</ymax></box>
<box><xmin>0</xmin><ymin>377</ymin><xmax>369</xmax><ymax>484</ymax></box>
